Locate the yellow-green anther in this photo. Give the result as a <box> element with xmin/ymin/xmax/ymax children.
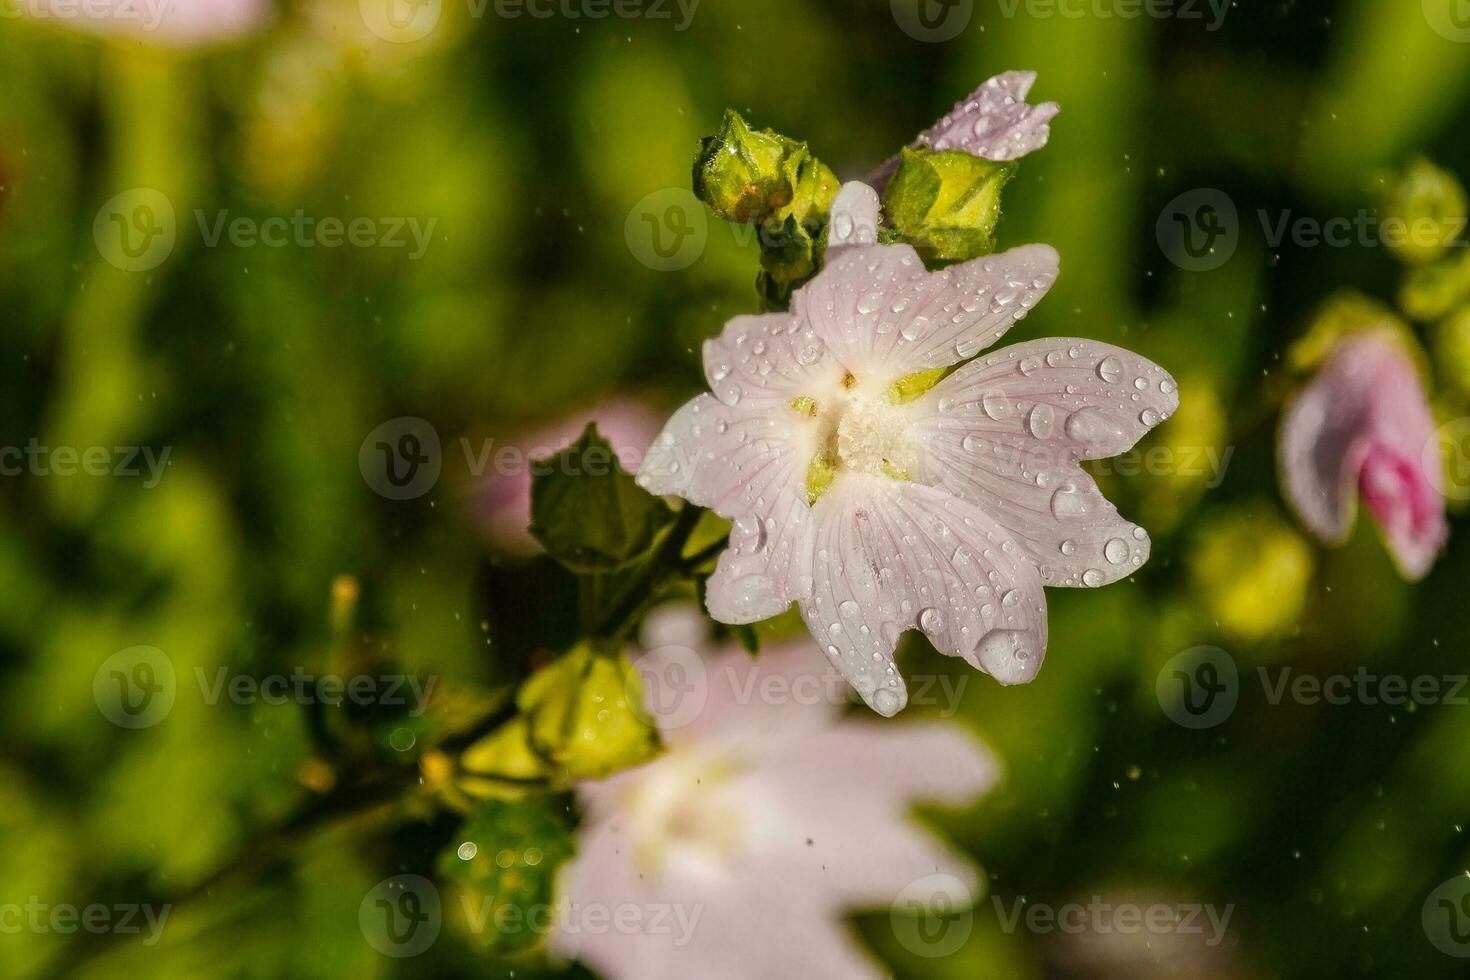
<box><xmin>790</xmin><ymin>395</ymin><xmax>818</xmax><ymax>416</ymax></box>
<box><xmin>1401</xmin><ymin>250</ymin><xmax>1470</xmax><ymax>322</ymax></box>
<box><xmin>880</xmin><ymin>461</ymin><xmax>911</xmax><ymax>482</ymax></box>
<box><xmin>1433</xmin><ymin>306</ymin><xmax>1470</xmax><ymax>394</ymax></box>
<box><xmin>805</xmin><ymin>453</ymin><xmax>836</xmax><ymax>505</ymax></box>
<box><xmin>887</xmin><ymin>366</ymin><xmax>948</xmax><ymax>403</ymax></box>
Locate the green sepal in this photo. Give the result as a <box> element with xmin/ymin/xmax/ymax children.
<box><xmin>529</xmin><ymin>423</ymin><xmax>674</xmax><ymax>574</ymax></box>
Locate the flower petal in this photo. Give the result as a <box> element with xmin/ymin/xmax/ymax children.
<box><xmin>871</xmin><ymin>71</ymin><xmax>1059</xmax><ymax>187</ymax></box>
<box><xmin>911</xmin><ymin>338</ymin><xmax>1177</xmax><ymax>585</ymax></box>
<box><xmin>638</xmin><ymin>396</ymin><xmax>816</xmax><ymax>621</ymax></box>
<box><xmin>802</xmin><ymin>476</ymin><xmax>1049</xmax><ymax>715</ymax></box>
<box><xmin>826</xmin><ymin>181</ymin><xmax>882</xmax><ymax>251</ymax></box>
<box><xmin>638</xmin><ymin>394</ymin><xmax>807</xmax><ymax>514</ymax></box>
<box><xmin>702</xmin><ymin>312</ymin><xmax>842</xmax><ymax>408</ymax></box>
<box><xmin>705</xmin><ymin>493</ymin><xmax>814</xmax><ymax>623</ymax></box>
<box><xmin>915</xmin><ymin>70</ymin><xmax>1059</xmax><ymax>162</ymax></box>
<box><xmin>793</xmin><ymin>242</ymin><xmax>1059</xmax><ymax>381</ymax></box>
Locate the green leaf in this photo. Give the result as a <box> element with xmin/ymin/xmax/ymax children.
<box><xmin>882</xmin><ymin>147</ymin><xmax>1015</xmax><ymax>265</ymax></box>
<box><xmin>529</xmin><ymin>423</ymin><xmax>674</xmax><ymax>573</ymax></box>
<box><xmin>517</xmin><ymin>643</ymin><xmax>660</xmax><ymax>780</ymax></box>
<box><xmin>437</xmin><ymin>797</ymin><xmax>575</xmax><ymax>955</ymax></box>
<box><xmin>693</xmin><ymin>109</ymin><xmax>839</xmax><ymax>309</ymax></box>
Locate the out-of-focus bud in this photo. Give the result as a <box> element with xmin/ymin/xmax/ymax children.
<box><xmin>881</xmin><ymin>147</ymin><xmax>1014</xmax><ymax>265</ymax></box>
<box><xmin>1433</xmin><ymin>305</ymin><xmax>1470</xmax><ymax>395</ymax></box>
<box><xmin>1377</xmin><ymin>157</ymin><xmax>1468</xmax><ymax>266</ymax></box>
<box><xmin>692</xmin><ymin>110</ymin><xmax>839</xmax><ymax>307</ymax></box>
<box><xmin>1287</xmin><ymin>291</ymin><xmax>1430</xmax><ymax>382</ymax></box>
<box><xmin>1279</xmin><ymin>331</ymin><xmax>1447</xmax><ymax>581</ymax></box>
<box><xmin>1400</xmin><ymin>250</ymin><xmax>1470</xmax><ymax>322</ymax></box>
<box><xmin>1189</xmin><ymin>505</ymin><xmax>1315</xmax><ymax>643</ymax></box>
<box><xmin>515</xmin><ymin>643</ymin><xmax>659</xmax><ymax>781</ymax></box>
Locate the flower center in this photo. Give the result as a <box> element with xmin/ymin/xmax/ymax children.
<box><xmin>796</xmin><ymin>376</ymin><xmax>922</xmax><ymax>504</ymax></box>
<box><xmin>835</xmin><ymin>397</ymin><xmax>915</xmax><ymax>477</ymax></box>
<box><xmin>626</xmin><ymin>750</ymin><xmax>746</xmax><ymax>877</ymax></box>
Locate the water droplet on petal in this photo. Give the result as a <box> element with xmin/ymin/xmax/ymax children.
<box><xmin>918</xmin><ymin>607</ymin><xmax>944</xmax><ymax>633</ymax></box>
<box><xmin>1098</xmin><ymin>355</ymin><xmax>1123</xmax><ymax>383</ymax></box>
<box><xmin>1104</xmin><ymin>537</ymin><xmax>1129</xmax><ymax>564</ymax></box>
<box><xmin>1081</xmin><ymin>568</ymin><xmax>1104</xmax><ymax>587</ymax></box>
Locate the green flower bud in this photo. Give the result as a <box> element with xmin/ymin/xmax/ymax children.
<box><xmin>1432</xmin><ymin>305</ymin><xmax>1470</xmax><ymax>394</ymax></box>
<box><xmin>693</xmin><ymin>110</ymin><xmax>839</xmax><ymax>308</ymax></box>
<box><xmin>881</xmin><ymin>147</ymin><xmax>1015</xmax><ymax>265</ymax></box>
<box><xmin>516</xmin><ymin>643</ymin><xmax>659</xmax><ymax>781</ymax></box>
<box><xmin>1377</xmin><ymin>157</ymin><xmax>1468</xmax><ymax>266</ymax></box>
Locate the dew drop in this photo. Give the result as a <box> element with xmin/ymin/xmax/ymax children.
<box><xmin>1104</xmin><ymin>537</ymin><xmax>1129</xmax><ymax>564</ymax></box>
<box><xmin>1098</xmin><ymin>355</ymin><xmax>1123</xmax><ymax>383</ymax></box>
<box><xmin>1027</xmin><ymin>403</ymin><xmax>1054</xmax><ymax>439</ymax></box>
<box><xmin>918</xmin><ymin>607</ymin><xmax>944</xmax><ymax>633</ymax></box>
<box><xmin>1081</xmin><ymin>568</ymin><xmax>1104</xmax><ymax>587</ymax></box>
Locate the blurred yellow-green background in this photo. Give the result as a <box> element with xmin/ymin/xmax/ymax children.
<box><xmin>3</xmin><ymin>0</ymin><xmax>1470</xmax><ymax>976</ymax></box>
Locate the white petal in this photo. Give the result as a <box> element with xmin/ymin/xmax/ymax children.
<box><xmin>702</xmin><ymin>312</ymin><xmax>841</xmax><ymax>408</ymax></box>
<box><xmin>802</xmin><ymin>476</ymin><xmax>1050</xmax><ymax>714</ymax></box>
<box><xmin>826</xmin><ymin>181</ymin><xmax>881</xmax><ymax>250</ymax></box>
<box><xmin>916</xmin><ymin>70</ymin><xmax>1059</xmax><ymax>162</ymax></box>
<box><xmin>705</xmin><ymin>492</ymin><xmax>814</xmax><ymax>623</ymax></box>
<box><xmin>638</xmin><ymin>395</ymin><xmax>816</xmax><ymax>624</ymax></box>
<box><xmin>792</xmin><ymin>242</ymin><xmax>1059</xmax><ymax>382</ymax></box>
<box><xmin>638</xmin><ymin>394</ymin><xmax>807</xmax><ymax>515</ymax></box>
<box><xmin>912</xmin><ymin>338</ymin><xmax>1176</xmax><ymax>586</ymax></box>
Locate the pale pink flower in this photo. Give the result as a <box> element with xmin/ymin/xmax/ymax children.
<box><xmin>872</xmin><ymin>70</ymin><xmax>1060</xmax><ymax>186</ymax></box>
<box><xmin>552</xmin><ymin>609</ymin><xmax>996</xmax><ymax>980</ymax></box>
<box><xmin>473</xmin><ymin>398</ymin><xmax>661</xmax><ymax>553</ymax></box>
<box><xmin>21</xmin><ymin>0</ymin><xmax>269</xmax><ymax>46</ymax></box>
<box><xmin>637</xmin><ymin>185</ymin><xmax>1177</xmax><ymax>715</ymax></box>
<box><xmin>1279</xmin><ymin>332</ymin><xmax>1448</xmax><ymax>580</ymax></box>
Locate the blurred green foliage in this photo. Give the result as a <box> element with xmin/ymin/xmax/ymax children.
<box><xmin>2</xmin><ymin>0</ymin><xmax>1470</xmax><ymax>978</ymax></box>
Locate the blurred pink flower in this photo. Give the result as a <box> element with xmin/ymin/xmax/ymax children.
<box><xmin>1279</xmin><ymin>332</ymin><xmax>1448</xmax><ymax>580</ymax></box>
<box><xmin>872</xmin><ymin>70</ymin><xmax>1059</xmax><ymax>186</ymax></box>
<box><xmin>637</xmin><ymin>184</ymin><xmax>1177</xmax><ymax>715</ymax></box>
<box><xmin>552</xmin><ymin>608</ymin><xmax>995</xmax><ymax>980</ymax></box>
<box><xmin>21</xmin><ymin>0</ymin><xmax>269</xmax><ymax>47</ymax></box>
<box><xmin>473</xmin><ymin>399</ymin><xmax>661</xmax><ymax>553</ymax></box>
